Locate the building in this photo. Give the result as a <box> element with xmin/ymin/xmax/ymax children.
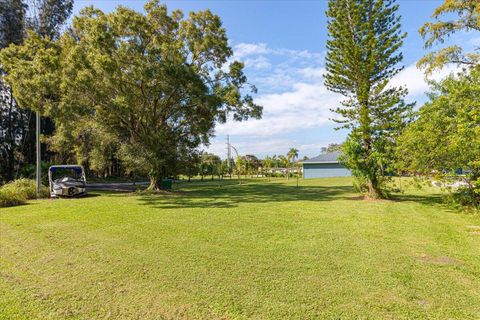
<box><xmin>302</xmin><ymin>152</ymin><xmax>351</xmax><ymax>179</ymax></box>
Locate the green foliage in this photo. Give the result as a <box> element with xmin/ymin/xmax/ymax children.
<box><xmin>199</xmin><ymin>152</ymin><xmax>221</xmax><ymax>180</ymax></box>
<box><xmin>0</xmin><ymin>185</ymin><xmax>26</xmax><ymax>207</ymax></box>
<box><xmin>234</xmin><ymin>155</ymin><xmax>245</xmax><ymax>182</ymax></box>
<box><xmin>0</xmin><ymin>0</ymin><xmax>26</xmax><ymax>48</ymax></box>
<box><xmin>0</xmin><ymin>0</ymin><xmax>27</xmax><ymax>183</ymax></box>
<box><xmin>340</xmin><ymin>133</ymin><xmax>392</xmax><ymax>198</ymax></box>
<box><xmin>325</xmin><ymin>0</ymin><xmax>412</xmax><ymax>198</ymax></box>
<box><xmin>418</xmin><ymin>0</ymin><xmax>480</xmax><ymax>74</ymax></box>
<box><xmin>0</xmin><ymin>0</ymin><xmax>75</xmax><ymax>184</ymax></box>
<box><xmin>0</xmin><ymin>1</ymin><xmax>261</xmax><ymax>190</ymax></box>
<box><xmin>0</xmin><ymin>178</ymin><xmax>49</xmax><ymax>207</ymax></box>
<box><xmin>397</xmin><ymin>66</ymin><xmax>480</xmax><ymax>209</ymax></box>
<box><xmin>326</xmin><ymin>143</ymin><xmax>342</xmax><ymax>153</ymax></box>
<box><xmin>34</xmin><ymin>0</ymin><xmax>74</xmax><ymax>40</ymax></box>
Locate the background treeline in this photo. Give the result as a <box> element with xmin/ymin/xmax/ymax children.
<box><xmin>1</xmin><ymin>0</ymin><xmax>73</xmax><ymax>183</ymax></box>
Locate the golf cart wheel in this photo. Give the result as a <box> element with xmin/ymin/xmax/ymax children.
<box><xmin>68</xmin><ymin>187</ymin><xmax>75</xmax><ymax>196</ymax></box>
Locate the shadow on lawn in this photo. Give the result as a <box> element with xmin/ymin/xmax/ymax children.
<box><xmin>136</xmin><ymin>180</ymin><xmax>444</xmax><ymax>210</ymax></box>
<box><xmin>392</xmin><ymin>193</ymin><xmax>444</xmax><ymax>207</ymax></box>
<box><xmin>138</xmin><ymin>182</ymin><xmax>355</xmax><ymax>209</ymax></box>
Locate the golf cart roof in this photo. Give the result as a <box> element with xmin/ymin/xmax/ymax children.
<box><xmin>49</xmin><ymin>165</ymin><xmax>84</xmax><ymax>172</ymax></box>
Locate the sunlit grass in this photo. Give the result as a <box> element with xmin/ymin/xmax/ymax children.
<box><xmin>1</xmin><ymin>177</ymin><xmax>479</xmax><ymax>319</ymax></box>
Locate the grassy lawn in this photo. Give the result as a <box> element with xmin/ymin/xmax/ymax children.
<box><xmin>1</xmin><ymin>177</ymin><xmax>479</xmax><ymax>319</ymax></box>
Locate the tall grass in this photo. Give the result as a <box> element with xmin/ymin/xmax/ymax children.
<box><xmin>0</xmin><ymin>179</ymin><xmax>49</xmax><ymax>208</ymax></box>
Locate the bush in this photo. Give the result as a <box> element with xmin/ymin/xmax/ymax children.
<box><xmin>0</xmin><ymin>179</ymin><xmax>49</xmax><ymax>208</ymax></box>
<box><xmin>0</xmin><ymin>187</ymin><xmax>26</xmax><ymax>207</ymax></box>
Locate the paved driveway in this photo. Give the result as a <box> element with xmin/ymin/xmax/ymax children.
<box><xmin>87</xmin><ymin>181</ymin><xmax>149</xmax><ymax>192</ymax></box>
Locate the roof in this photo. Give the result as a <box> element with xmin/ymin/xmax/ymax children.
<box><xmin>49</xmin><ymin>165</ymin><xmax>84</xmax><ymax>172</ymax></box>
<box><xmin>302</xmin><ymin>152</ymin><xmax>342</xmax><ymax>164</ymax></box>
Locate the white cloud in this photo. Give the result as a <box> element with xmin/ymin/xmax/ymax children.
<box><xmin>297</xmin><ymin>67</ymin><xmax>326</xmax><ymax>79</ymax></box>
<box><xmin>390</xmin><ymin>64</ymin><xmax>459</xmax><ymax>98</ymax></box>
<box><xmin>233</xmin><ymin>43</ymin><xmax>269</xmax><ymax>59</ymax></box>
<box><xmin>244</xmin><ymin>56</ymin><xmax>272</xmax><ymax>70</ymax></box>
<box><xmin>233</xmin><ymin>42</ymin><xmax>323</xmax><ymax>61</ymax></box>
<box><xmin>216</xmin><ymin>81</ymin><xmax>341</xmax><ymax>137</ymax></box>
<box><xmin>468</xmin><ymin>37</ymin><xmax>480</xmax><ymax>46</ymax></box>
<box><xmin>211</xmin><ymin>42</ymin><xmax>461</xmax><ymax>157</ymax></box>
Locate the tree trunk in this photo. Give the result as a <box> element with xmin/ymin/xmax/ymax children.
<box><xmin>367</xmin><ymin>177</ymin><xmax>382</xmax><ymax>199</ymax></box>
<box><xmin>148</xmin><ymin>175</ymin><xmax>162</xmax><ymax>191</ymax></box>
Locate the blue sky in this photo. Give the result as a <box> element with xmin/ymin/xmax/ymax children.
<box><xmin>72</xmin><ymin>0</ymin><xmax>478</xmax><ymax>159</ymax></box>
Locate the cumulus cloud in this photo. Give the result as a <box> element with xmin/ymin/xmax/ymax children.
<box><xmin>390</xmin><ymin>64</ymin><xmax>459</xmax><ymax>98</ymax></box>
<box><xmin>207</xmin><ymin>42</ymin><xmax>459</xmax><ymax>156</ymax></box>
<box><xmin>233</xmin><ymin>42</ymin><xmax>323</xmax><ymax>61</ymax></box>
<box><xmin>243</xmin><ymin>56</ymin><xmax>272</xmax><ymax>70</ymax></box>
<box><xmin>215</xmin><ymin>81</ymin><xmax>341</xmax><ymax>137</ymax></box>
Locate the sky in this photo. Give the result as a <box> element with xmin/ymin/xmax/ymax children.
<box><xmin>72</xmin><ymin>0</ymin><xmax>478</xmax><ymax>159</ymax></box>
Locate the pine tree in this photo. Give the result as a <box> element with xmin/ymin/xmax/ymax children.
<box><xmin>325</xmin><ymin>0</ymin><xmax>412</xmax><ymax>198</ymax></box>
<box><xmin>0</xmin><ymin>0</ymin><xmax>28</xmax><ymax>182</ymax></box>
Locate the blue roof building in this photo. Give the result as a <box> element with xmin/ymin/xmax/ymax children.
<box><xmin>302</xmin><ymin>152</ymin><xmax>351</xmax><ymax>179</ymax></box>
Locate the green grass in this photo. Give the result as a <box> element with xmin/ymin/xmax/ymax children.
<box><xmin>1</xmin><ymin>177</ymin><xmax>479</xmax><ymax>319</ymax></box>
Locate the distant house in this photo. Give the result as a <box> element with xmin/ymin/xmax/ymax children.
<box><xmin>302</xmin><ymin>152</ymin><xmax>351</xmax><ymax>179</ymax></box>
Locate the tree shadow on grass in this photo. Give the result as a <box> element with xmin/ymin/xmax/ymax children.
<box><xmin>137</xmin><ymin>182</ymin><xmax>358</xmax><ymax>209</ymax></box>
<box><xmin>393</xmin><ymin>193</ymin><xmax>443</xmax><ymax>206</ymax></box>
<box><xmin>135</xmin><ymin>180</ymin><xmax>448</xmax><ymax>210</ymax></box>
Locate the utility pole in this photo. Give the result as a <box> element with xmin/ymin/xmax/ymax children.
<box><xmin>36</xmin><ymin>111</ymin><xmax>41</xmax><ymax>196</ymax></box>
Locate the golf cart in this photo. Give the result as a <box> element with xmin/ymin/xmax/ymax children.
<box><xmin>48</xmin><ymin>165</ymin><xmax>87</xmax><ymax>198</ymax></box>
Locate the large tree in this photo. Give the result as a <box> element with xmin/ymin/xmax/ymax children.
<box><xmin>325</xmin><ymin>0</ymin><xmax>412</xmax><ymax>198</ymax></box>
<box><xmin>1</xmin><ymin>1</ymin><xmax>262</xmax><ymax>190</ymax></box>
<box><xmin>418</xmin><ymin>0</ymin><xmax>480</xmax><ymax>74</ymax></box>
<box><xmin>397</xmin><ymin>66</ymin><xmax>480</xmax><ymax>208</ymax></box>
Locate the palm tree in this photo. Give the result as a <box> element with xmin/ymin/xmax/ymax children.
<box><xmin>286</xmin><ymin>148</ymin><xmax>299</xmax><ymax>180</ymax></box>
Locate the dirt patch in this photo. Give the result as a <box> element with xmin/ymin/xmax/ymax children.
<box><xmin>347</xmin><ymin>195</ymin><xmax>394</xmax><ymax>203</ymax></box>
<box><xmin>467</xmin><ymin>226</ymin><xmax>480</xmax><ymax>235</ymax></box>
<box><xmin>417</xmin><ymin>254</ymin><xmax>462</xmax><ymax>266</ymax></box>
<box><xmin>417</xmin><ymin>300</ymin><xmax>430</xmax><ymax>309</ymax></box>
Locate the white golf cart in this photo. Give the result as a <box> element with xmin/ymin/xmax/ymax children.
<box><xmin>48</xmin><ymin>165</ymin><xmax>87</xmax><ymax>197</ymax></box>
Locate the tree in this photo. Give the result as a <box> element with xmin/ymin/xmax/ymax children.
<box><xmin>418</xmin><ymin>0</ymin><xmax>480</xmax><ymax>74</ymax></box>
<box><xmin>0</xmin><ymin>0</ymin><xmax>74</xmax><ymax>183</ymax></box>
<box><xmin>262</xmin><ymin>156</ymin><xmax>273</xmax><ymax>179</ymax></box>
<box><xmin>286</xmin><ymin>148</ymin><xmax>299</xmax><ymax>180</ymax></box>
<box><xmin>0</xmin><ymin>0</ymin><xmax>27</xmax><ymax>182</ymax></box>
<box><xmin>325</xmin><ymin>0</ymin><xmax>413</xmax><ymax>199</ymax></box>
<box><xmin>1</xmin><ymin>1</ymin><xmax>262</xmax><ymax>190</ymax></box>
<box><xmin>234</xmin><ymin>155</ymin><xmax>245</xmax><ymax>184</ymax></box>
<box><xmin>287</xmin><ymin>148</ymin><xmax>298</xmax><ymax>163</ymax></box>
<box><xmin>199</xmin><ymin>153</ymin><xmax>221</xmax><ymax>181</ymax></box>
<box><xmin>278</xmin><ymin>155</ymin><xmax>289</xmax><ymax>178</ymax></box>
<box><xmin>397</xmin><ymin>67</ymin><xmax>480</xmax><ymax>208</ymax></box>
<box><xmin>0</xmin><ymin>0</ymin><xmax>26</xmax><ymax>48</ymax></box>
<box><xmin>178</xmin><ymin>149</ymin><xmax>200</xmax><ymax>182</ymax></box>
<box><xmin>326</xmin><ymin>143</ymin><xmax>343</xmax><ymax>153</ymax></box>
<box><xmin>33</xmin><ymin>0</ymin><xmax>74</xmax><ymax>40</ymax></box>
<box><xmin>243</xmin><ymin>154</ymin><xmax>260</xmax><ymax>178</ymax></box>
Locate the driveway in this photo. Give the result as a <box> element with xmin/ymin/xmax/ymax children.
<box><xmin>87</xmin><ymin>181</ymin><xmax>149</xmax><ymax>192</ymax></box>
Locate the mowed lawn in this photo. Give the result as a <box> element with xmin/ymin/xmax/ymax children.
<box><xmin>1</xmin><ymin>178</ymin><xmax>479</xmax><ymax>319</ymax></box>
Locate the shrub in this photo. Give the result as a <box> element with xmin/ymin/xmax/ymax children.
<box><xmin>0</xmin><ymin>187</ymin><xmax>26</xmax><ymax>207</ymax></box>
<box><xmin>0</xmin><ymin>179</ymin><xmax>49</xmax><ymax>208</ymax></box>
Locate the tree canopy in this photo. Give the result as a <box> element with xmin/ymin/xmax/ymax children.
<box><xmin>418</xmin><ymin>0</ymin><xmax>480</xmax><ymax>74</ymax></box>
<box><xmin>397</xmin><ymin>66</ymin><xmax>480</xmax><ymax>208</ymax></box>
<box><xmin>1</xmin><ymin>0</ymin><xmax>262</xmax><ymax>189</ymax></box>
